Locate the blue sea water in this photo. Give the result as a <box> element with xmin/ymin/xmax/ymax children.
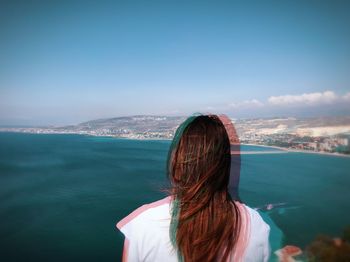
<box><xmin>0</xmin><ymin>132</ymin><xmax>349</xmax><ymax>261</ymax></box>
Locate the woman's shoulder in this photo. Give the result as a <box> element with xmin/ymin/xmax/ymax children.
<box><xmin>116</xmin><ymin>195</ymin><xmax>172</xmax><ymax>233</ymax></box>
<box><xmin>116</xmin><ymin>196</ymin><xmax>178</xmax><ymax>262</ymax></box>
<box><xmin>238</xmin><ymin>203</ymin><xmax>271</xmax><ymax>261</ymax></box>
<box><xmin>239</xmin><ymin>203</ymin><xmax>270</xmax><ymax>239</ymax></box>
<box><xmin>244</xmin><ymin>204</ymin><xmax>270</xmax><ymax>229</ymax></box>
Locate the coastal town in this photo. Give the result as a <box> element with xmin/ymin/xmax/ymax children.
<box><xmin>235</xmin><ymin>117</ymin><xmax>350</xmax><ymax>155</ymax></box>
<box><xmin>1</xmin><ymin>115</ymin><xmax>350</xmax><ymax>155</ymax></box>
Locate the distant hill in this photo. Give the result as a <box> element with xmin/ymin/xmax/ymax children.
<box><xmin>1</xmin><ymin>115</ymin><xmax>350</xmax><ymax>140</ymax></box>
<box><xmin>56</xmin><ymin>115</ymin><xmax>187</xmax><ymax>135</ymax></box>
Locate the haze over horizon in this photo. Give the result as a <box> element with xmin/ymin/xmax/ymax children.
<box><xmin>1</xmin><ymin>1</ymin><xmax>350</xmax><ymax>126</ymax></box>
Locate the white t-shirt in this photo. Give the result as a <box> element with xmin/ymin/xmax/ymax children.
<box><xmin>116</xmin><ymin>196</ymin><xmax>271</xmax><ymax>262</ymax></box>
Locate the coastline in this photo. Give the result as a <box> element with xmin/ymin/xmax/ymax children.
<box><xmin>241</xmin><ymin>143</ymin><xmax>350</xmax><ymax>158</ymax></box>
<box><xmin>1</xmin><ymin>130</ymin><xmax>349</xmax><ymax>158</ymax></box>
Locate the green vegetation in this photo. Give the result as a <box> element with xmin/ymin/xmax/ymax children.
<box><xmin>305</xmin><ymin>226</ymin><xmax>350</xmax><ymax>262</ymax></box>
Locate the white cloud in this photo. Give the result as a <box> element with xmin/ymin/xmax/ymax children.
<box><xmin>342</xmin><ymin>92</ymin><xmax>350</xmax><ymax>102</ymax></box>
<box><xmin>222</xmin><ymin>90</ymin><xmax>349</xmax><ymax>118</ymax></box>
<box><xmin>268</xmin><ymin>91</ymin><xmax>338</xmax><ymax>106</ymax></box>
<box><xmin>228</xmin><ymin>99</ymin><xmax>264</xmax><ymax>108</ymax></box>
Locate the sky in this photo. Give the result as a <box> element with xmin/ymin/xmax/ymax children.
<box><xmin>1</xmin><ymin>0</ymin><xmax>350</xmax><ymax>126</ymax></box>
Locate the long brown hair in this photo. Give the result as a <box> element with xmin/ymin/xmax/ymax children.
<box><xmin>167</xmin><ymin>113</ymin><xmax>242</xmax><ymax>262</ymax></box>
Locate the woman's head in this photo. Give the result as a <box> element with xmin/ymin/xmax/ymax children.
<box><xmin>167</xmin><ymin>114</ymin><xmax>231</xmax><ymax>200</ymax></box>
<box><xmin>166</xmin><ymin>113</ymin><xmax>242</xmax><ymax>262</ymax></box>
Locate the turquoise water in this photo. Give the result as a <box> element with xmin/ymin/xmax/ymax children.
<box><xmin>0</xmin><ymin>132</ymin><xmax>349</xmax><ymax>261</ymax></box>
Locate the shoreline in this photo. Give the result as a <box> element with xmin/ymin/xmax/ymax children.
<box><xmin>241</xmin><ymin>143</ymin><xmax>350</xmax><ymax>158</ymax></box>
<box><xmin>1</xmin><ymin>130</ymin><xmax>349</xmax><ymax>158</ymax></box>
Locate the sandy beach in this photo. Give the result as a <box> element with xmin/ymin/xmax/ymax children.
<box><xmin>241</xmin><ymin>143</ymin><xmax>350</xmax><ymax>158</ymax></box>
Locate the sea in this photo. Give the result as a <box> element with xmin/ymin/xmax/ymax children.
<box><xmin>0</xmin><ymin>132</ymin><xmax>349</xmax><ymax>262</ymax></box>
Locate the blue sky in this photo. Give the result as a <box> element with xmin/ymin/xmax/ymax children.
<box><xmin>1</xmin><ymin>0</ymin><xmax>350</xmax><ymax>126</ymax></box>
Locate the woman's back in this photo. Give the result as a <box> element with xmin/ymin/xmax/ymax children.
<box><xmin>117</xmin><ymin>196</ymin><xmax>271</xmax><ymax>261</ymax></box>
<box><xmin>116</xmin><ymin>114</ymin><xmax>271</xmax><ymax>261</ymax></box>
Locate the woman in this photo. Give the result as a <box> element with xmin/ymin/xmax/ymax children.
<box><xmin>116</xmin><ymin>113</ymin><xmax>271</xmax><ymax>262</ymax></box>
